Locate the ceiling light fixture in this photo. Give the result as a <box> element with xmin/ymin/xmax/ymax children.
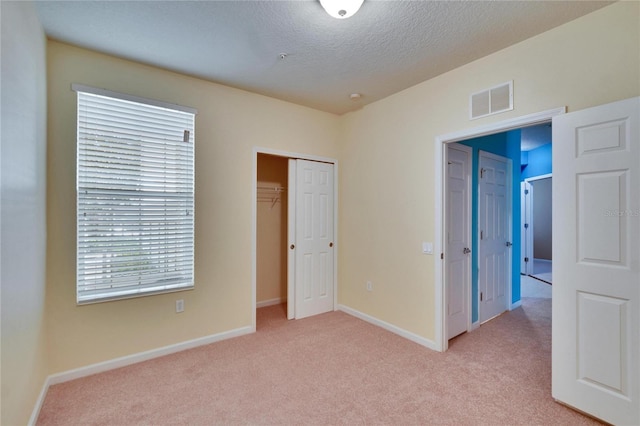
<box><xmin>319</xmin><ymin>0</ymin><xmax>365</xmax><ymax>19</ymax></box>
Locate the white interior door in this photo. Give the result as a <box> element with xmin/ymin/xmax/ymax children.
<box><xmin>292</xmin><ymin>159</ymin><xmax>334</xmax><ymax>319</ymax></box>
<box><xmin>479</xmin><ymin>151</ymin><xmax>511</xmax><ymax>323</ymax></box>
<box><xmin>520</xmin><ymin>181</ymin><xmax>532</xmax><ymax>275</ymax></box>
<box><xmin>552</xmin><ymin>97</ymin><xmax>639</xmax><ymax>425</ymax></box>
<box><xmin>446</xmin><ymin>143</ymin><xmax>472</xmax><ymax>339</ymax></box>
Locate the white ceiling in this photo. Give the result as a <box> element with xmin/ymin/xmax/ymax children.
<box><xmin>34</xmin><ymin>0</ymin><xmax>611</xmax><ymax>115</ymax></box>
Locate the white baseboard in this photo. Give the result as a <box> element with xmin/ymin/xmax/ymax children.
<box><xmin>338</xmin><ymin>304</ymin><xmax>437</xmax><ymax>351</ymax></box>
<box><xmin>471</xmin><ymin>321</ymin><xmax>480</xmax><ymax>331</ymax></box>
<box><xmin>30</xmin><ymin>325</ymin><xmax>253</xmax><ymax>423</ymax></box>
<box><xmin>28</xmin><ymin>379</ymin><xmax>50</xmax><ymax>426</ymax></box>
<box><xmin>256</xmin><ymin>297</ymin><xmax>285</xmax><ymax>308</ymax></box>
<box><xmin>510</xmin><ymin>300</ymin><xmax>522</xmax><ymax>310</ymax></box>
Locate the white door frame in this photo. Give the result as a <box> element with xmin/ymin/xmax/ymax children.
<box><xmin>434</xmin><ymin>107</ymin><xmax>565</xmax><ymax>352</ymax></box>
<box><xmin>522</xmin><ymin>173</ymin><xmax>552</xmax><ymax>276</ymax></box>
<box><xmin>251</xmin><ymin>147</ymin><xmax>339</xmax><ymax>331</ymax></box>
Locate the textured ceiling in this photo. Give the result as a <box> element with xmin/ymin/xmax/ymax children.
<box><xmin>35</xmin><ymin>0</ymin><xmax>612</xmax><ymax>115</ymax></box>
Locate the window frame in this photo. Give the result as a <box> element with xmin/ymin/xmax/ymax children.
<box><xmin>74</xmin><ymin>84</ymin><xmax>197</xmax><ymax>305</ymax></box>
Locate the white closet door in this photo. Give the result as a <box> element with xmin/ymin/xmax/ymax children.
<box><xmin>292</xmin><ymin>159</ymin><xmax>334</xmax><ymax>319</ymax></box>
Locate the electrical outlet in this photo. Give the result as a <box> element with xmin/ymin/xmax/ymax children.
<box><xmin>366</xmin><ymin>281</ymin><xmax>373</xmax><ymax>292</ymax></box>
<box><xmin>176</xmin><ymin>299</ymin><xmax>184</xmax><ymax>313</ymax></box>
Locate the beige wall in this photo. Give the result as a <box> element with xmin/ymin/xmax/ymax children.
<box><xmin>338</xmin><ymin>2</ymin><xmax>640</xmax><ymax>341</ymax></box>
<box><xmin>0</xmin><ymin>1</ymin><xmax>49</xmax><ymax>424</ymax></box>
<box><xmin>257</xmin><ymin>154</ymin><xmax>288</xmax><ymax>304</ymax></box>
<box><xmin>46</xmin><ymin>41</ymin><xmax>340</xmax><ymax>373</ymax></box>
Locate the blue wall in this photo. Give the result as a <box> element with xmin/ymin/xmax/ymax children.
<box><xmin>521</xmin><ymin>143</ymin><xmax>552</xmax><ymax>180</ymax></box>
<box><xmin>459</xmin><ymin>129</ymin><xmax>521</xmax><ymax>323</ymax></box>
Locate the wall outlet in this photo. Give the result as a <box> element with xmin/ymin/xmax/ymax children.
<box><xmin>366</xmin><ymin>281</ymin><xmax>373</xmax><ymax>292</ymax></box>
<box><xmin>175</xmin><ymin>299</ymin><xmax>184</xmax><ymax>313</ymax></box>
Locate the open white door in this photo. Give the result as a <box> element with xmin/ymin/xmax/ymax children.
<box><xmin>446</xmin><ymin>143</ymin><xmax>472</xmax><ymax>339</ymax></box>
<box><xmin>552</xmin><ymin>97</ymin><xmax>639</xmax><ymax>425</ymax></box>
<box><xmin>290</xmin><ymin>159</ymin><xmax>334</xmax><ymax>319</ymax></box>
<box><xmin>478</xmin><ymin>151</ymin><xmax>511</xmax><ymax>323</ymax></box>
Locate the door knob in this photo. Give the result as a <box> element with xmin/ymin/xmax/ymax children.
<box><xmin>506</xmin><ymin>241</ymin><xmax>512</xmax><ymax>247</ymax></box>
<box><xmin>290</xmin><ymin>244</ymin><xmax>295</xmax><ymax>250</ymax></box>
<box><xmin>463</xmin><ymin>247</ymin><xmax>471</xmax><ymax>254</ymax></box>
<box><xmin>329</xmin><ymin>242</ymin><xmax>334</xmax><ymax>247</ymax></box>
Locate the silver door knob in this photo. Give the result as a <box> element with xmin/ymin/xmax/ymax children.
<box><xmin>463</xmin><ymin>247</ymin><xmax>471</xmax><ymax>254</ymax></box>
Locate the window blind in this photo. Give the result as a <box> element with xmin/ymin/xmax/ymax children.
<box><xmin>76</xmin><ymin>89</ymin><xmax>195</xmax><ymax>304</ymax></box>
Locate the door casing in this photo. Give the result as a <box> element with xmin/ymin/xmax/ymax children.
<box><xmin>434</xmin><ymin>107</ymin><xmax>566</xmax><ymax>352</ymax></box>
<box><xmin>251</xmin><ymin>147</ymin><xmax>338</xmax><ymax>330</ymax></box>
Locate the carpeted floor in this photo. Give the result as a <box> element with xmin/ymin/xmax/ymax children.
<box><xmin>37</xmin><ymin>298</ymin><xmax>600</xmax><ymax>425</ymax></box>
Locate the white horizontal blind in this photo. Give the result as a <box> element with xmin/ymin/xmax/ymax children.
<box><xmin>76</xmin><ymin>90</ymin><xmax>195</xmax><ymax>304</ymax></box>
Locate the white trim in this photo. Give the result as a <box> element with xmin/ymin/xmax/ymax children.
<box><xmin>256</xmin><ymin>297</ymin><xmax>285</xmax><ymax>308</ymax></box>
<box><xmin>71</xmin><ymin>83</ymin><xmax>198</xmax><ymax>114</ymax></box>
<box><xmin>338</xmin><ymin>305</ymin><xmax>438</xmax><ymax>351</ymax></box>
<box><xmin>471</xmin><ymin>321</ymin><xmax>480</xmax><ymax>331</ymax></box>
<box><xmin>29</xmin><ymin>325</ymin><xmax>251</xmax><ymax>424</ymax></box>
<box><xmin>510</xmin><ymin>300</ymin><xmax>522</xmax><ymax>310</ymax></box>
<box><xmin>524</xmin><ymin>173</ymin><xmax>552</xmax><ymax>183</ymax></box>
<box><xmin>48</xmin><ymin>326</ymin><xmax>252</xmax><ymax>385</ymax></box>
<box><xmin>435</xmin><ymin>107</ymin><xmax>566</xmax><ymax>352</ymax></box>
<box><xmin>441</xmin><ymin>107</ymin><xmax>566</xmax><ymax>143</ymax></box>
<box><xmin>28</xmin><ymin>380</ymin><xmax>50</xmax><ymax>426</ymax></box>
<box><xmin>252</xmin><ymin>147</ymin><xmax>339</xmax><ymax>329</ymax></box>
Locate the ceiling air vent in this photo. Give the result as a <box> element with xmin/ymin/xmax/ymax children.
<box><xmin>469</xmin><ymin>81</ymin><xmax>513</xmax><ymax>120</ymax></box>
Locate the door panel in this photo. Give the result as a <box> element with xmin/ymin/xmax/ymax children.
<box><xmin>446</xmin><ymin>143</ymin><xmax>471</xmax><ymax>339</ymax></box>
<box><xmin>552</xmin><ymin>97</ymin><xmax>639</xmax><ymax>425</ymax></box>
<box><xmin>479</xmin><ymin>151</ymin><xmax>511</xmax><ymax>323</ymax></box>
<box><xmin>294</xmin><ymin>159</ymin><xmax>334</xmax><ymax>319</ymax></box>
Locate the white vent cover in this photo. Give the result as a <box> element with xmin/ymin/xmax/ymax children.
<box><xmin>470</xmin><ymin>81</ymin><xmax>513</xmax><ymax>120</ymax></box>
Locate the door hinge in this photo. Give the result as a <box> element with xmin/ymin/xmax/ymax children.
<box><xmin>524</xmin><ymin>257</ymin><xmax>529</xmax><ymax>262</ymax></box>
<box><xmin>480</xmin><ymin>292</ymin><xmax>483</xmax><ymax>302</ymax></box>
<box><xmin>440</xmin><ymin>253</ymin><xmax>444</xmax><ymax>260</ymax></box>
<box><xmin>480</xmin><ymin>168</ymin><xmax>485</xmax><ymax>179</ymax></box>
<box><xmin>480</xmin><ymin>230</ymin><xmax>483</xmax><ymax>240</ymax></box>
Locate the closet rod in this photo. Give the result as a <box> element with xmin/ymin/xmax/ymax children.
<box><xmin>257</xmin><ymin>186</ymin><xmax>286</xmax><ymax>192</ymax></box>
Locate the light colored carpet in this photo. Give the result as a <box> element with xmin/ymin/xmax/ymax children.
<box><xmin>532</xmin><ymin>258</ymin><xmax>552</xmax><ymax>284</ymax></box>
<box><xmin>521</xmin><ymin>275</ymin><xmax>552</xmax><ymax>299</ymax></box>
<box><xmin>37</xmin><ymin>300</ymin><xmax>600</xmax><ymax>425</ymax></box>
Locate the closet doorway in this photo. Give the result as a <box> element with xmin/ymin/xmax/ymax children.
<box><xmin>252</xmin><ymin>149</ymin><xmax>338</xmax><ymax>330</ymax></box>
<box><xmin>256</xmin><ymin>154</ymin><xmax>289</xmax><ymax>314</ymax></box>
